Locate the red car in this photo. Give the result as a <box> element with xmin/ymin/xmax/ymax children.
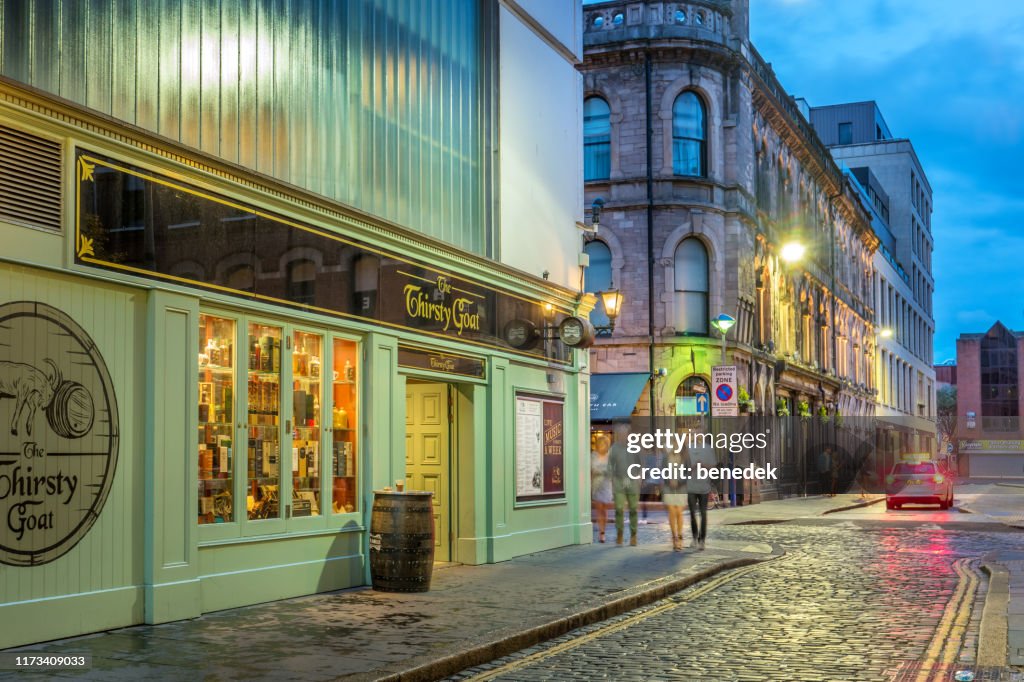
<box><xmin>885</xmin><ymin>460</ymin><xmax>954</xmax><ymax>510</ymax></box>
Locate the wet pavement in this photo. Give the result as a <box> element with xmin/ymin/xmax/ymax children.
<box><xmin>450</xmin><ymin>518</ymin><xmax>1024</xmax><ymax>682</ymax></box>
<box><xmin>4</xmin><ymin>491</ymin><xmax>1023</xmax><ymax>681</ymax></box>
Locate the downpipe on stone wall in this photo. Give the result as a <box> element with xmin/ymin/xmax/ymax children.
<box><xmin>645</xmin><ymin>50</ymin><xmax>656</xmax><ymax>428</ymax></box>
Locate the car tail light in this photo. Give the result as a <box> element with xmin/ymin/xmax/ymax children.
<box><xmin>933</xmin><ymin>474</ymin><xmax>944</xmax><ymax>484</ymax></box>
<box><xmin>885</xmin><ymin>474</ymin><xmax>895</xmax><ymax>485</ymax></box>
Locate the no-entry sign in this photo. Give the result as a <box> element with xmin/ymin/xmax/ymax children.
<box><xmin>711</xmin><ymin>365</ymin><xmax>738</xmax><ymax>417</ymax></box>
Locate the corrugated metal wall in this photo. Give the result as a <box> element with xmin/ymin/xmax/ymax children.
<box><xmin>0</xmin><ymin>0</ymin><xmax>489</xmax><ymax>254</ymax></box>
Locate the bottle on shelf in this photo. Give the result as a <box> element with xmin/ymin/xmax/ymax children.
<box><xmin>332</xmin><ymin>405</ymin><xmax>349</xmax><ymax>430</ymax></box>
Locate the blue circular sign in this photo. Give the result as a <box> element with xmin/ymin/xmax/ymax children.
<box><xmin>715</xmin><ymin>384</ymin><xmax>732</xmax><ymax>402</ymax></box>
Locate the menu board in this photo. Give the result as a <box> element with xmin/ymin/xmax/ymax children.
<box><xmin>515</xmin><ymin>394</ymin><xmax>565</xmax><ymax>503</ymax></box>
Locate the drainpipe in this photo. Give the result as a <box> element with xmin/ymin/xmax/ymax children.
<box><xmin>645</xmin><ymin>50</ymin><xmax>656</xmax><ymax>428</ymax></box>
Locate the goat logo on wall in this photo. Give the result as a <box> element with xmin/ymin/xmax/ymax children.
<box><xmin>0</xmin><ymin>302</ymin><xmax>119</xmax><ymax>567</ymax></box>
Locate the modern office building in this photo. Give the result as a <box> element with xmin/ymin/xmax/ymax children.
<box><xmin>955</xmin><ymin>322</ymin><xmax>1024</xmax><ymax>478</ymax></box>
<box><xmin>581</xmin><ymin>0</ymin><xmax>879</xmax><ymax>497</ymax></box>
<box><xmin>809</xmin><ymin>101</ymin><xmax>937</xmax><ymax>457</ymax></box>
<box><xmin>0</xmin><ymin>0</ymin><xmax>590</xmax><ymax>647</ymax></box>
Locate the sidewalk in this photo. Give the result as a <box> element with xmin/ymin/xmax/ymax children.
<box><xmin>1</xmin><ymin>495</ymin><xmax>878</xmax><ymax>681</ymax></box>
<box><xmin>977</xmin><ymin>549</ymin><xmax>1024</xmax><ymax>670</ymax></box>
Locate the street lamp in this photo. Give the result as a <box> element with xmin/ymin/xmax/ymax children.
<box><xmin>780</xmin><ymin>241</ymin><xmax>806</xmax><ymax>263</ymax></box>
<box><xmin>711</xmin><ymin>313</ymin><xmax>736</xmax><ymax>364</ymax></box>
<box><xmin>711</xmin><ymin>312</ymin><xmax>738</xmax><ymax>507</ymax></box>
<box><xmin>594</xmin><ymin>287</ymin><xmax>624</xmax><ymax>336</ymax></box>
<box><xmin>878</xmin><ymin>327</ymin><xmax>893</xmax><ymax>339</ymax></box>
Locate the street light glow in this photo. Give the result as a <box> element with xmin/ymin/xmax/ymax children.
<box><xmin>879</xmin><ymin>327</ymin><xmax>894</xmax><ymax>339</ymax></box>
<box><xmin>780</xmin><ymin>241</ymin><xmax>806</xmax><ymax>263</ymax></box>
<box><xmin>599</xmin><ymin>288</ymin><xmax>624</xmax><ymax>320</ymax></box>
<box><xmin>711</xmin><ymin>313</ymin><xmax>736</xmax><ymax>336</ymax></box>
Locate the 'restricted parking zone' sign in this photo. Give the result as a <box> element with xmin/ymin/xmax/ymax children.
<box><xmin>711</xmin><ymin>365</ymin><xmax>738</xmax><ymax>417</ymax></box>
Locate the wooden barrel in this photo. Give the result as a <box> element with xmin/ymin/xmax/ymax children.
<box><xmin>369</xmin><ymin>490</ymin><xmax>435</xmax><ymax>592</ymax></box>
<box><xmin>46</xmin><ymin>381</ymin><xmax>95</xmax><ymax>439</ymax></box>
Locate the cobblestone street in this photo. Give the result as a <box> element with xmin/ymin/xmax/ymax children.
<box><xmin>452</xmin><ymin>519</ymin><xmax>1024</xmax><ymax>681</ymax></box>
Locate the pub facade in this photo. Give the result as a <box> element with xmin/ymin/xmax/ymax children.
<box><xmin>0</xmin><ymin>0</ymin><xmax>589</xmax><ymax>648</ymax></box>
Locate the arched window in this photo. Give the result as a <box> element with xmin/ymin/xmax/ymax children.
<box><xmin>584</xmin><ymin>97</ymin><xmax>611</xmax><ymax>181</ymax></box>
<box><xmin>287</xmin><ymin>259</ymin><xmax>317</xmax><ymax>305</ymax></box>
<box><xmin>225</xmin><ymin>264</ymin><xmax>255</xmax><ymax>293</ymax></box>
<box><xmin>672</xmin><ymin>92</ymin><xmax>706</xmax><ymax>177</ymax></box>
<box><xmin>584</xmin><ymin>240</ymin><xmax>612</xmax><ymax>328</ymax></box>
<box><xmin>674</xmin><ymin>375</ymin><xmax>709</xmax><ymax>417</ymax></box>
<box><xmin>352</xmin><ymin>254</ymin><xmax>380</xmax><ymax>316</ymax></box>
<box><xmin>674</xmin><ymin>238</ymin><xmax>709</xmax><ymax>334</ymax></box>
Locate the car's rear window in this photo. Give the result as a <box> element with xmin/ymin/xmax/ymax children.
<box><xmin>894</xmin><ymin>463</ymin><xmax>937</xmax><ymax>475</ymax></box>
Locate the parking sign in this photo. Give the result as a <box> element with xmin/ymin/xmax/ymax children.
<box><xmin>711</xmin><ymin>365</ymin><xmax>738</xmax><ymax>417</ymax></box>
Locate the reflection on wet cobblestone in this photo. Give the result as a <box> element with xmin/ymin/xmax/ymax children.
<box><xmin>453</xmin><ymin>522</ymin><xmax>1024</xmax><ymax>682</ymax></box>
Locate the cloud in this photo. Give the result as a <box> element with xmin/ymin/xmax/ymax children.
<box><xmin>750</xmin><ymin>1</ymin><xmax>1024</xmax><ymax>363</ymax></box>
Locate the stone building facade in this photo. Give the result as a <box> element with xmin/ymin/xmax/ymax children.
<box><xmin>581</xmin><ymin>0</ymin><xmax>879</xmax><ymax>492</ymax></box>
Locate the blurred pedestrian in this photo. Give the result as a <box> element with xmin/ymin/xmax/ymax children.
<box><xmin>830</xmin><ymin>447</ymin><xmax>843</xmax><ymax>497</ymax></box>
<box><xmin>609</xmin><ymin>421</ymin><xmax>641</xmax><ymax>546</ymax></box>
<box><xmin>686</xmin><ymin>446</ymin><xmax>716</xmax><ymax>550</ymax></box>
<box><xmin>662</xmin><ymin>446</ymin><xmax>687</xmax><ymax>551</ymax></box>
<box><xmin>639</xmin><ymin>447</ymin><xmax>663</xmax><ymax>524</ymax></box>
<box><xmin>817</xmin><ymin>446</ymin><xmax>834</xmax><ymax>496</ymax></box>
<box><xmin>591</xmin><ymin>433</ymin><xmax>613</xmax><ymax>543</ymax></box>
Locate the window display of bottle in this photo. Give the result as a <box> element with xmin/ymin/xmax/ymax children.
<box><xmin>198</xmin><ymin>314</ymin><xmax>235</xmax><ymax>524</ymax></box>
<box><xmin>331</xmin><ymin>339</ymin><xmax>358</xmax><ymax>514</ymax></box>
<box><xmin>292</xmin><ymin>331</ymin><xmax>322</xmax><ymax>517</ymax></box>
<box><xmin>247</xmin><ymin>323</ymin><xmax>281</xmax><ymax>520</ymax></box>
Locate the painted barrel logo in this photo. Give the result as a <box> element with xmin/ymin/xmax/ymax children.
<box><xmin>0</xmin><ymin>302</ymin><xmax>119</xmax><ymax>566</ymax></box>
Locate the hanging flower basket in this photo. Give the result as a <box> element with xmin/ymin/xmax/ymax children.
<box><xmin>738</xmin><ymin>387</ymin><xmax>755</xmax><ymax>413</ymax></box>
<box><xmin>797</xmin><ymin>400</ymin><xmax>811</xmax><ymax>420</ymax></box>
<box><xmin>818</xmin><ymin>405</ymin><xmax>831</xmax><ymax>423</ymax></box>
<box><xmin>776</xmin><ymin>398</ymin><xmax>790</xmax><ymax>417</ymax></box>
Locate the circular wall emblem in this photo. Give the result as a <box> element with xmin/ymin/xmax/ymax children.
<box><xmin>0</xmin><ymin>301</ymin><xmax>119</xmax><ymax>566</ymax></box>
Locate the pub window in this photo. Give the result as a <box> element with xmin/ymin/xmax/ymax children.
<box><xmin>287</xmin><ymin>260</ymin><xmax>317</xmax><ymax>306</ymax></box>
<box><xmin>198</xmin><ymin>314</ymin><xmax>236</xmax><ymax>524</ymax></box>
<box><xmin>672</xmin><ymin>91</ymin><xmax>707</xmax><ymax>177</ymax></box>
<box><xmin>225</xmin><ymin>264</ymin><xmax>255</xmax><ymax>293</ymax></box>
<box><xmin>584</xmin><ymin>97</ymin><xmax>611</xmax><ymax>181</ymax></box>
<box><xmin>352</xmin><ymin>254</ymin><xmax>380</xmax><ymax>316</ymax></box>
<box><xmin>673</xmin><ymin>238</ymin><xmax>709</xmax><ymax>335</ymax></box>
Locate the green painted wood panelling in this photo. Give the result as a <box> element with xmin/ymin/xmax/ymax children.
<box><xmin>0</xmin><ymin>262</ymin><xmax>145</xmax><ymax>647</ymax></box>
<box><xmin>144</xmin><ymin>291</ymin><xmax>202</xmax><ymax>624</ymax></box>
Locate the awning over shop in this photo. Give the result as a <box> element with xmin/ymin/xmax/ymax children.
<box><xmin>590</xmin><ymin>372</ymin><xmax>649</xmax><ymax>422</ymax></box>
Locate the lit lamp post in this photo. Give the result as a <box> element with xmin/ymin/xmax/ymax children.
<box><xmin>710</xmin><ymin>313</ymin><xmax>736</xmax><ymax>364</ymax></box>
<box><xmin>710</xmin><ymin>312</ymin><xmax>737</xmax><ymax>506</ymax></box>
<box><xmin>780</xmin><ymin>240</ymin><xmax>806</xmax><ymax>264</ymax></box>
<box><xmin>595</xmin><ymin>287</ymin><xmax>623</xmax><ymax>336</ymax></box>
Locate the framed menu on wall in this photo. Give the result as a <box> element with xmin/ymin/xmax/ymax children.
<box><xmin>515</xmin><ymin>393</ymin><xmax>565</xmax><ymax>504</ymax></box>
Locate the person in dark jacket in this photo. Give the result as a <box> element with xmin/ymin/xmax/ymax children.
<box><xmin>686</xmin><ymin>446</ymin><xmax>716</xmax><ymax>550</ymax></box>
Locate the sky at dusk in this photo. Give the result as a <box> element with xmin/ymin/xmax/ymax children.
<box><xmin>749</xmin><ymin>0</ymin><xmax>1024</xmax><ymax>364</ymax></box>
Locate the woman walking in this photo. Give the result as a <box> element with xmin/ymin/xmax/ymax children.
<box><xmin>662</xmin><ymin>447</ymin><xmax>687</xmax><ymax>550</ymax></box>
<box><xmin>591</xmin><ymin>433</ymin><xmax>613</xmax><ymax>543</ymax></box>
